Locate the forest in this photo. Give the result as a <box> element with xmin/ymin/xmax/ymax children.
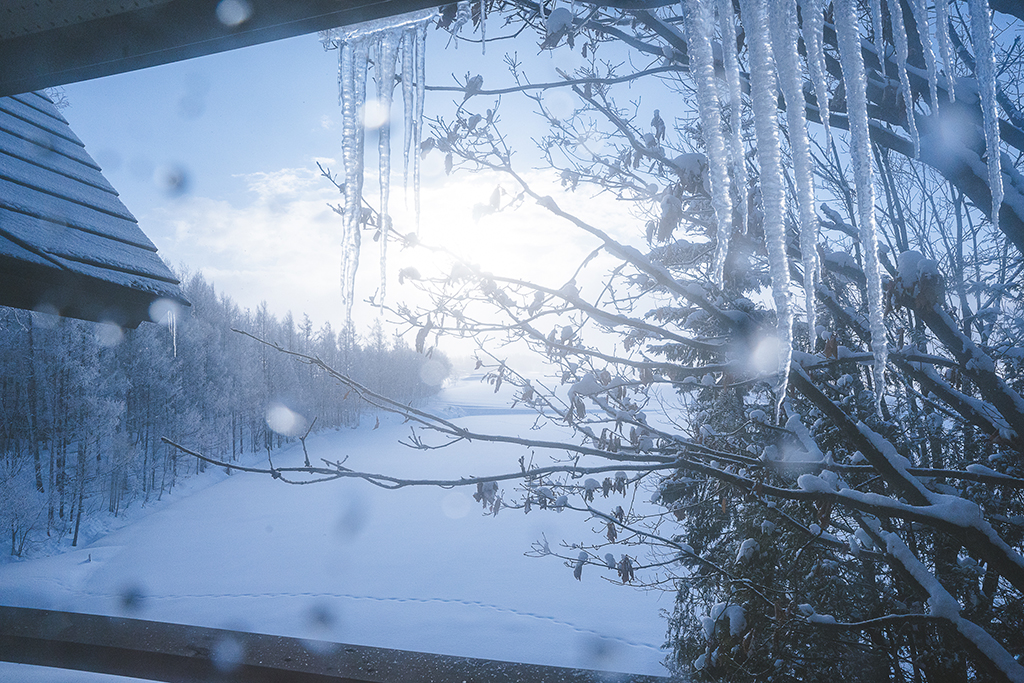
<box><xmin>0</xmin><ymin>271</ymin><xmax>450</xmax><ymax>558</ymax></box>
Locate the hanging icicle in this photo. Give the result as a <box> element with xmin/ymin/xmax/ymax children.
<box><xmin>935</xmin><ymin>0</ymin><xmax>956</xmax><ymax>102</ymax></box>
<box><xmin>737</xmin><ymin>0</ymin><xmax>792</xmax><ymax>419</ymax></box>
<box><xmin>868</xmin><ymin>0</ymin><xmax>884</xmax><ymax>56</ymax></box>
<box><xmin>715</xmin><ymin>0</ymin><xmax>748</xmax><ymax>236</ymax></box>
<box><xmin>325</xmin><ymin>9</ymin><xmax>435</xmax><ymax>322</ymax></box>
<box><xmin>402</xmin><ymin>29</ymin><xmax>416</xmax><ymax>211</ymax></box>
<box><xmin>413</xmin><ymin>20</ymin><xmax>428</xmax><ymax>233</ymax></box>
<box><xmin>480</xmin><ymin>0</ymin><xmax>487</xmax><ymax>54</ymax></box>
<box><xmin>769</xmin><ymin>0</ymin><xmax>819</xmax><ymax>346</ymax></box>
<box><xmin>683</xmin><ymin>0</ymin><xmax>732</xmax><ymax>290</ymax></box>
<box><xmin>908</xmin><ymin>0</ymin><xmax>940</xmax><ymax>114</ymax></box>
<box><xmin>339</xmin><ymin>38</ymin><xmax>368</xmax><ymax>324</ymax></box>
<box><xmin>374</xmin><ymin>32</ymin><xmax>400</xmax><ymax>306</ymax></box>
<box><xmin>969</xmin><ymin>0</ymin><xmax>1003</xmax><ymax>235</ymax></box>
<box><xmin>451</xmin><ymin>0</ymin><xmax>472</xmax><ymax>43</ymax></box>
<box><xmin>887</xmin><ymin>0</ymin><xmax>920</xmax><ymax>158</ymax></box>
<box><xmin>835</xmin><ymin>0</ymin><xmax>888</xmax><ymax>417</ymax></box>
<box><xmin>798</xmin><ymin>0</ymin><xmax>832</xmax><ymax>152</ymax></box>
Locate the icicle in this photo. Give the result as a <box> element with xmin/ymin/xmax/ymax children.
<box><xmin>480</xmin><ymin>0</ymin><xmax>487</xmax><ymax>54</ymax></box>
<box><xmin>798</xmin><ymin>0</ymin><xmax>832</xmax><ymax>149</ymax></box>
<box><xmin>737</xmin><ymin>0</ymin><xmax>792</xmax><ymax>419</ymax></box>
<box><xmin>908</xmin><ymin>0</ymin><xmax>940</xmax><ymax>114</ymax></box>
<box><xmin>401</xmin><ymin>29</ymin><xmax>415</xmax><ymax>206</ymax></box>
<box><xmin>335</xmin><ymin>9</ymin><xmax>435</xmax><ymax>322</ymax></box>
<box><xmin>770</xmin><ymin>0</ymin><xmax>818</xmax><ymax>345</ymax></box>
<box><xmin>339</xmin><ymin>38</ymin><xmax>368</xmax><ymax>323</ymax></box>
<box><xmin>715</xmin><ymin>0</ymin><xmax>748</xmax><ymax>236</ymax></box>
<box><xmin>868</xmin><ymin>0</ymin><xmax>884</xmax><ymax>56</ymax></box>
<box><xmin>169</xmin><ymin>308</ymin><xmax>177</xmax><ymax>358</ymax></box>
<box><xmin>835</xmin><ymin>0</ymin><xmax>887</xmax><ymax>417</ymax></box>
<box><xmin>683</xmin><ymin>0</ymin><xmax>732</xmax><ymax>290</ymax></box>
<box><xmin>413</xmin><ymin>21</ymin><xmax>428</xmax><ymax>233</ymax></box>
<box><xmin>887</xmin><ymin>0</ymin><xmax>920</xmax><ymax>157</ymax></box>
<box><xmin>374</xmin><ymin>31</ymin><xmax>400</xmax><ymax>307</ymax></box>
<box><xmin>935</xmin><ymin>0</ymin><xmax>955</xmax><ymax>102</ymax></box>
<box><xmin>969</xmin><ymin>0</ymin><xmax>1003</xmax><ymax>235</ymax></box>
<box><xmin>451</xmin><ymin>0</ymin><xmax>472</xmax><ymax>43</ymax></box>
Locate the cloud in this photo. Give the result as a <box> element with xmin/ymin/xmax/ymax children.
<box><xmin>149</xmin><ymin>166</ymin><xmax>345</xmax><ymax>328</ymax></box>
<box><xmin>144</xmin><ymin>159</ymin><xmax>643</xmax><ymax>337</ymax></box>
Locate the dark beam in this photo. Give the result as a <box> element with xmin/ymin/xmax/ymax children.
<box><xmin>0</xmin><ymin>255</ymin><xmax>188</xmax><ymax>329</ymax></box>
<box><xmin>0</xmin><ymin>606</ymin><xmax>667</xmax><ymax>683</ymax></box>
<box><xmin>0</xmin><ymin>0</ymin><xmax>441</xmax><ymax>98</ymax></box>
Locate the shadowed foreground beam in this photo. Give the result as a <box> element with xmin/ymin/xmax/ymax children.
<box><xmin>0</xmin><ymin>605</ymin><xmax>667</xmax><ymax>683</ymax></box>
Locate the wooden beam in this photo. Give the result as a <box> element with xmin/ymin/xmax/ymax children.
<box><xmin>0</xmin><ymin>606</ymin><xmax>667</xmax><ymax>683</ymax></box>
<box><xmin>0</xmin><ymin>0</ymin><xmax>441</xmax><ymax>98</ymax></box>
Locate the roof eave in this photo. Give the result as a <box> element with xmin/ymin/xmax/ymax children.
<box><xmin>0</xmin><ymin>255</ymin><xmax>189</xmax><ymax>329</ymax></box>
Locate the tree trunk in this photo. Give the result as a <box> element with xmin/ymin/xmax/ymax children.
<box><xmin>71</xmin><ymin>441</ymin><xmax>85</xmax><ymax>547</ymax></box>
<box><xmin>26</xmin><ymin>324</ymin><xmax>44</xmax><ymax>493</ymax></box>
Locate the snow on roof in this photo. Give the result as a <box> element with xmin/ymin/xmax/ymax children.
<box><xmin>0</xmin><ymin>91</ymin><xmax>186</xmax><ymax>328</ymax></box>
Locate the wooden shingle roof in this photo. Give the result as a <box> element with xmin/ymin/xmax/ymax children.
<box><xmin>0</xmin><ymin>91</ymin><xmax>186</xmax><ymax>328</ymax></box>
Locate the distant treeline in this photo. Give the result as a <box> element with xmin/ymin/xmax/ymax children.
<box><xmin>0</xmin><ymin>271</ymin><xmax>449</xmax><ymax>557</ymax></box>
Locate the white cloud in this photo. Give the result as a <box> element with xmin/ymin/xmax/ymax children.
<box><xmin>145</xmin><ymin>159</ymin><xmax>644</xmax><ymax>341</ymax></box>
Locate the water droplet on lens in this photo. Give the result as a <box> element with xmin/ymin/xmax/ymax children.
<box><xmin>265</xmin><ymin>402</ymin><xmax>308</xmax><ymax>437</ymax></box>
<box><xmin>118</xmin><ymin>584</ymin><xmax>145</xmax><ymax>614</ymax></box>
<box><xmin>441</xmin><ymin>491</ymin><xmax>471</xmax><ymax>519</ymax></box>
<box><xmin>96</xmin><ymin>321</ymin><xmax>124</xmax><ymax>347</ymax></box>
<box><xmin>211</xmin><ymin>635</ymin><xmax>245</xmax><ymax>672</ymax></box>
<box><xmin>216</xmin><ymin>0</ymin><xmax>252</xmax><ymax>27</ymax></box>
<box><xmin>154</xmin><ymin>164</ymin><xmax>190</xmax><ymax>197</ymax></box>
<box><xmin>359</xmin><ymin>99</ymin><xmax>390</xmax><ymax>129</ymax></box>
<box><xmin>149</xmin><ymin>298</ymin><xmax>183</xmax><ymax>325</ymax></box>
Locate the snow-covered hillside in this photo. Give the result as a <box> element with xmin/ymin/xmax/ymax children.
<box><xmin>0</xmin><ymin>376</ymin><xmax>670</xmax><ymax>679</ymax></box>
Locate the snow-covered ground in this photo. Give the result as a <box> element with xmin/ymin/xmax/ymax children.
<box><xmin>0</xmin><ymin>376</ymin><xmax>671</xmax><ymax>680</ymax></box>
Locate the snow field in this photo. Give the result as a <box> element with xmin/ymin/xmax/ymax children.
<box><xmin>0</xmin><ymin>376</ymin><xmax>670</xmax><ymax>678</ymax></box>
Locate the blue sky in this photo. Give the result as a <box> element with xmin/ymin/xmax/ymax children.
<box><xmin>64</xmin><ymin>34</ymin><xmax>340</xmax><ymax>212</ymax></box>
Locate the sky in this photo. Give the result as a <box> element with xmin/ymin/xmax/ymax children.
<box><xmin>59</xmin><ymin>17</ymin><xmax>645</xmax><ymax>348</ymax></box>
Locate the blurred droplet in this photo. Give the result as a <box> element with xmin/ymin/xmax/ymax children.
<box><xmin>576</xmin><ymin>635</ymin><xmax>618</xmax><ymax>670</ymax></box>
<box><xmin>96</xmin><ymin>321</ymin><xmax>124</xmax><ymax>347</ymax></box>
<box><xmin>360</xmin><ymin>99</ymin><xmax>390</xmax><ymax>129</ymax></box>
<box><xmin>149</xmin><ymin>298</ymin><xmax>183</xmax><ymax>325</ymax></box>
<box><xmin>216</xmin><ymin>0</ymin><xmax>252</xmax><ymax>27</ymax></box>
<box><xmin>307</xmin><ymin>603</ymin><xmax>335</xmax><ymax>628</ymax></box>
<box><xmin>211</xmin><ymin>635</ymin><xmax>245</xmax><ymax>672</ymax></box>
<box><xmin>177</xmin><ymin>72</ymin><xmax>210</xmax><ymax>120</ymax></box>
<box><xmin>265</xmin><ymin>402</ymin><xmax>308</xmax><ymax>437</ymax></box>
<box><xmin>301</xmin><ymin>602</ymin><xmax>340</xmax><ymax>654</ymax></box>
<box><xmin>154</xmin><ymin>164</ymin><xmax>190</xmax><ymax>197</ymax></box>
<box><xmin>419</xmin><ymin>359</ymin><xmax>446</xmax><ymax>386</ymax></box>
<box><xmin>32</xmin><ymin>305</ymin><xmax>60</xmax><ymax>328</ymax></box>
<box><xmin>177</xmin><ymin>95</ymin><xmax>205</xmax><ymax>120</ymax></box>
<box><xmin>749</xmin><ymin>335</ymin><xmax>782</xmax><ymax>376</ymax></box>
<box><xmin>542</xmin><ymin>90</ymin><xmax>575</xmax><ymax>121</ymax></box>
<box><xmin>333</xmin><ymin>494</ymin><xmax>369</xmax><ymax>543</ymax></box>
<box><xmin>118</xmin><ymin>584</ymin><xmax>146</xmax><ymax>614</ymax></box>
<box><xmin>441</xmin><ymin>491</ymin><xmax>471</xmax><ymax>519</ymax></box>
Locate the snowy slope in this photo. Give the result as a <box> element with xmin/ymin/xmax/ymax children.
<box><xmin>0</xmin><ymin>376</ymin><xmax>670</xmax><ymax>679</ymax></box>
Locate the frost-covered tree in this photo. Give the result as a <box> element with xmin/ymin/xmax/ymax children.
<box><xmin>176</xmin><ymin>1</ymin><xmax>1024</xmax><ymax>680</ymax></box>
<box><xmin>0</xmin><ymin>271</ymin><xmax>447</xmax><ymax>557</ymax></box>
